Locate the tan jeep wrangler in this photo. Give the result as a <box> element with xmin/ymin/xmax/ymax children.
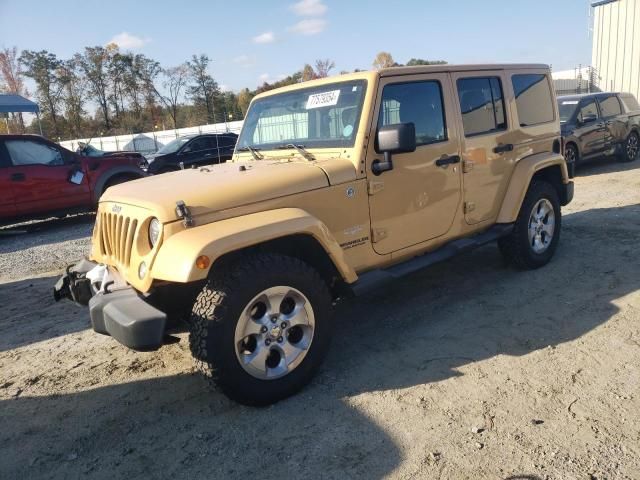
<box><xmin>55</xmin><ymin>64</ymin><xmax>573</xmax><ymax>405</ymax></box>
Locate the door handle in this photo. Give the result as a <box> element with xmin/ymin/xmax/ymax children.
<box><xmin>11</xmin><ymin>172</ymin><xmax>26</xmax><ymax>182</ymax></box>
<box><xmin>493</xmin><ymin>143</ymin><xmax>514</xmax><ymax>154</ymax></box>
<box><xmin>435</xmin><ymin>155</ymin><xmax>461</xmax><ymax>167</ymax></box>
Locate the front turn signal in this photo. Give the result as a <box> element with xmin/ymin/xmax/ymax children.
<box><xmin>196</xmin><ymin>255</ymin><xmax>211</xmax><ymax>270</ymax></box>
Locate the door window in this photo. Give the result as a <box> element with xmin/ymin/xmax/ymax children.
<box><xmin>5</xmin><ymin>140</ymin><xmax>64</xmax><ymax>166</ymax></box>
<box><xmin>377</xmin><ymin>81</ymin><xmax>447</xmax><ymax>148</ymax></box>
<box><xmin>187</xmin><ymin>138</ymin><xmax>209</xmax><ymax>152</ymax></box>
<box><xmin>511</xmin><ymin>74</ymin><xmax>555</xmax><ymax>126</ymax></box>
<box><xmin>598</xmin><ymin>96</ymin><xmax>622</xmax><ymax>117</ymax></box>
<box><xmin>456</xmin><ymin>77</ymin><xmax>506</xmax><ymax>136</ymax></box>
<box><xmin>578</xmin><ymin>100</ymin><xmax>599</xmax><ymax>122</ymax></box>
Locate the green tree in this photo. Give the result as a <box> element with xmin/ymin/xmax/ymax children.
<box><xmin>19</xmin><ymin>50</ymin><xmax>65</xmax><ymax>136</ymax></box>
<box><xmin>77</xmin><ymin>46</ymin><xmax>113</xmax><ymax>130</ymax></box>
<box><xmin>187</xmin><ymin>54</ymin><xmax>220</xmax><ymax>124</ymax></box>
<box><xmin>406</xmin><ymin>58</ymin><xmax>447</xmax><ymax>66</ymax></box>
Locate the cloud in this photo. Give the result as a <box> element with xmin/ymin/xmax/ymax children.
<box><xmin>233</xmin><ymin>55</ymin><xmax>255</xmax><ymax>68</ymax></box>
<box><xmin>258</xmin><ymin>73</ymin><xmax>271</xmax><ymax>83</ymax></box>
<box><xmin>291</xmin><ymin>0</ymin><xmax>327</xmax><ymax>16</ymax></box>
<box><xmin>107</xmin><ymin>32</ymin><xmax>150</xmax><ymax>50</ymax></box>
<box><xmin>253</xmin><ymin>31</ymin><xmax>275</xmax><ymax>44</ymax></box>
<box><xmin>289</xmin><ymin>18</ymin><xmax>327</xmax><ymax>35</ymax></box>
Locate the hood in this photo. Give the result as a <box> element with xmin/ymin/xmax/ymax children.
<box><xmin>101</xmin><ymin>158</ymin><xmax>356</xmax><ymax>223</ymax></box>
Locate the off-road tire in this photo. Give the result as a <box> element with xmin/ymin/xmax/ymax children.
<box><xmin>618</xmin><ymin>131</ymin><xmax>639</xmax><ymax>163</ymax></box>
<box><xmin>498</xmin><ymin>180</ymin><xmax>561</xmax><ymax>270</ymax></box>
<box><xmin>189</xmin><ymin>253</ymin><xmax>333</xmax><ymax>406</ymax></box>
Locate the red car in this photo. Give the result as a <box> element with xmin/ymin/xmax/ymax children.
<box><xmin>0</xmin><ymin>134</ymin><xmax>145</xmax><ymax>224</ymax></box>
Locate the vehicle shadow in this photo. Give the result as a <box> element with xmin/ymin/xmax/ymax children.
<box><xmin>1</xmin><ymin>204</ymin><xmax>638</xmax><ymax>478</ymax></box>
<box><xmin>575</xmin><ymin>154</ymin><xmax>640</xmax><ymax>177</ymax></box>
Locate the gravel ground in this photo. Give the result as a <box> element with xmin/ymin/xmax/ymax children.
<box><xmin>1</xmin><ymin>157</ymin><xmax>639</xmax><ymax>480</ymax></box>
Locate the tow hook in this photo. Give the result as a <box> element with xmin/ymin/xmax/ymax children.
<box><xmin>175</xmin><ymin>200</ymin><xmax>194</xmax><ymax>227</ymax></box>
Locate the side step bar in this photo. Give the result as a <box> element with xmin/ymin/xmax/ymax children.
<box><xmin>350</xmin><ymin>223</ymin><xmax>514</xmax><ymax>296</ymax></box>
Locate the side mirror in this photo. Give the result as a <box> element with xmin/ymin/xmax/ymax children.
<box><xmin>373</xmin><ymin>123</ymin><xmax>416</xmax><ymax>175</ymax></box>
<box><xmin>581</xmin><ymin>113</ymin><xmax>597</xmax><ymax>124</ymax></box>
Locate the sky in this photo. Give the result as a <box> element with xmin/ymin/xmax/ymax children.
<box><xmin>0</xmin><ymin>0</ymin><xmax>594</xmax><ymax>93</ymax></box>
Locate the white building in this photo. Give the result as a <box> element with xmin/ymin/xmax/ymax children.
<box><xmin>592</xmin><ymin>0</ymin><xmax>640</xmax><ymax>99</ymax></box>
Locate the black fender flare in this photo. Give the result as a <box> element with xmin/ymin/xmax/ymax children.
<box><xmin>93</xmin><ymin>166</ymin><xmax>145</xmax><ymax>204</ymax></box>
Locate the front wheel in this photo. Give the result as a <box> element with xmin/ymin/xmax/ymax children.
<box><xmin>618</xmin><ymin>131</ymin><xmax>639</xmax><ymax>163</ymax></box>
<box><xmin>189</xmin><ymin>253</ymin><xmax>333</xmax><ymax>406</ymax></box>
<box><xmin>498</xmin><ymin>180</ymin><xmax>561</xmax><ymax>270</ymax></box>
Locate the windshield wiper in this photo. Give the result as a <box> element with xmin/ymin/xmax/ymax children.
<box><xmin>277</xmin><ymin>144</ymin><xmax>315</xmax><ymax>161</ymax></box>
<box><xmin>237</xmin><ymin>145</ymin><xmax>264</xmax><ymax>160</ymax></box>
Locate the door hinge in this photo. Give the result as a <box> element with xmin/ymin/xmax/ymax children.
<box><xmin>462</xmin><ymin>160</ymin><xmax>474</xmax><ymax>173</ymax></box>
<box><xmin>371</xmin><ymin>228</ymin><xmax>388</xmax><ymax>243</ymax></box>
<box><xmin>464</xmin><ymin>202</ymin><xmax>476</xmax><ymax>214</ymax></box>
<box><xmin>367</xmin><ymin>180</ymin><xmax>385</xmax><ymax>195</ymax></box>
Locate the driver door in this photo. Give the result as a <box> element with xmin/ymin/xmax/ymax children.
<box><xmin>366</xmin><ymin>73</ymin><xmax>462</xmax><ymax>255</ymax></box>
<box><xmin>575</xmin><ymin>98</ymin><xmax>605</xmax><ymax>156</ymax></box>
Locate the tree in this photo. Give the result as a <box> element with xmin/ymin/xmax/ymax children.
<box><xmin>237</xmin><ymin>88</ymin><xmax>254</xmax><ymax>116</ymax></box>
<box><xmin>160</xmin><ymin>65</ymin><xmax>189</xmax><ymax>128</ymax></box>
<box><xmin>19</xmin><ymin>50</ymin><xmax>65</xmax><ymax>136</ymax></box>
<box><xmin>372</xmin><ymin>52</ymin><xmax>398</xmax><ymax>69</ymax></box>
<box><xmin>314</xmin><ymin>59</ymin><xmax>335</xmax><ymax>78</ymax></box>
<box><xmin>0</xmin><ymin>46</ymin><xmax>28</xmax><ymax>129</ymax></box>
<box><xmin>58</xmin><ymin>58</ymin><xmax>86</xmax><ymax>137</ymax></box>
<box><xmin>301</xmin><ymin>64</ymin><xmax>316</xmax><ymax>82</ymax></box>
<box><xmin>78</xmin><ymin>46</ymin><xmax>113</xmax><ymax>130</ymax></box>
<box><xmin>187</xmin><ymin>54</ymin><xmax>220</xmax><ymax>124</ymax></box>
<box><xmin>406</xmin><ymin>58</ymin><xmax>447</xmax><ymax>66</ymax></box>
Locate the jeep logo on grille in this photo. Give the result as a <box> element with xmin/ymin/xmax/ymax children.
<box><xmin>111</xmin><ymin>205</ymin><xmax>122</xmax><ymax>214</ymax></box>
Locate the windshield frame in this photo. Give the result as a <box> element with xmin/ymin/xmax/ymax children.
<box><xmin>237</xmin><ymin>79</ymin><xmax>368</xmax><ymax>152</ymax></box>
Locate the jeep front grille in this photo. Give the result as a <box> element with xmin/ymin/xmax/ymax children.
<box><xmin>98</xmin><ymin>212</ymin><xmax>138</xmax><ymax>267</ymax></box>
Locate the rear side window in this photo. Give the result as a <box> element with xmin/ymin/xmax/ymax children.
<box><xmin>620</xmin><ymin>94</ymin><xmax>640</xmax><ymax>112</ymax></box>
<box><xmin>378</xmin><ymin>81</ymin><xmax>447</xmax><ymax>147</ymax></box>
<box><xmin>599</xmin><ymin>96</ymin><xmax>622</xmax><ymax>117</ymax></box>
<box><xmin>457</xmin><ymin>77</ymin><xmax>506</xmax><ymax>136</ymax></box>
<box><xmin>511</xmin><ymin>74</ymin><xmax>554</xmax><ymax>126</ymax></box>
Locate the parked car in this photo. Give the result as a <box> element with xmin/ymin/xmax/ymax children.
<box><xmin>0</xmin><ymin>134</ymin><xmax>145</xmax><ymax>225</ymax></box>
<box><xmin>558</xmin><ymin>92</ymin><xmax>640</xmax><ymax>171</ymax></box>
<box><xmin>144</xmin><ymin>133</ymin><xmax>237</xmax><ymax>174</ymax></box>
<box><xmin>55</xmin><ymin>64</ymin><xmax>573</xmax><ymax>405</ymax></box>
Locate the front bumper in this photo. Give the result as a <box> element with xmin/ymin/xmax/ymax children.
<box><xmin>54</xmin><ymin>260</ymin><xmax>167</xmax><ymax>351</ymax></box>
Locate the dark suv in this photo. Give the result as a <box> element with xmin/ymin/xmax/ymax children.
<box><xmin>558</xmin><ymin>92</ymin><xmax>640</xmax><ymax>170</ymax></box>
<box><xmin>145</xmin><ymin>133</ymin><xmax>237</xmax><ymax>174</ymax></box>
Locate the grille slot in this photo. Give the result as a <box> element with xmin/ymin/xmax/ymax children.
<box><xmin>98</xmin><ymin>212</ymin><xmax>138</xmax><ymax>267</ymax></box>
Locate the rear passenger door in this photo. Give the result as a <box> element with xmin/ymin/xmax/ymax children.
<box><xmin>451</xmin><ymin>71</ymin><xmax>516</xmax><ymax>225</ymax></box>
<box><xmin>0</xmin><ymin>143</ymin><xmax>17</xmax><ymax>219</ymax></box>
<box><xmin>178</xmin><ymin>137</ymin><xmax>211</xmax><ymax>167</ymax></box>
<box><xmin>366</xmin><ymin>73</ymin><xmax>462</xmax><ymax>255</ymax></box>
<box><xmin>598</xmin><ymin>95</ymin><xmax>625</xmax><ymax>149</ymax></box>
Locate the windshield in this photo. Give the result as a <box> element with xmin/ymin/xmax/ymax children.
<box><xmin>237</xmin><ymin>80</ymin><xmax>367</xmax><ymax>151</ymax></box>
<box><xmin>558</xmin><ymin>99</ymin><xmax>579</xmax><ymax>123</ymax></box>
<box><xmin>157</xmin><ymin>137</ymin><xmax>191</xmax><ymax>154</ymax></box>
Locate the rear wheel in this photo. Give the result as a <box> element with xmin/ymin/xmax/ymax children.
<box><xmin>189</xmin><ymin>253</ymin><xmax>333</xmax><ymax>406</ymax></box>
<box><xmin>618</xmin><ymin>131</ymin><xmax>639</xmax><ymax>162</ymax></box>
<box><xmin>498</xmin><ymin>180</ymin><xmax>561</xmax><ymax>270</ymax></box>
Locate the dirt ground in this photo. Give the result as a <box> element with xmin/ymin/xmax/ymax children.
<box><xmin>1</xmin><ymin>157</ymin><xmax>639</xmax><ymax>480</ymax></box>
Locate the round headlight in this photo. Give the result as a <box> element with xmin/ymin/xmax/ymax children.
<box><xmin>149</xmin><ymin>218</ymin><xmax>161</xmax><ymax>247</ymax></box>
<box><xmin>138</xmin><ymin>261</ymin><xmax>147</xmax><ymax>279</ymax></box>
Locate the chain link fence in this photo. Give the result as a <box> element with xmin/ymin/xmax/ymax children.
<box><xmin>552</xmin><ymin>66</ymin><xmax>601</xmax><ymax>96</ymax></box>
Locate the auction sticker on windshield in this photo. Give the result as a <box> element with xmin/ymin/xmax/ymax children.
<box><xmin>307</xmin><ymin>90</ymin><xmax>341</xmax><ymax>109</ymax></box>
<box><xmin>562</xmin><ymin>100</ymin><xmax>579</xmax><ymax>105</ymax></box>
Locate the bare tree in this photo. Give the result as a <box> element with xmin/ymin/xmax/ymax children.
<box><xmin>372</xmin><ymin>52</ymin><xmax>398</xmax><ymax>70</ymax></box>
<box><xmin>314</xmin><ymin>59</ymin><xmax>335</xmax><ymax>78</ymax></box>
<box><xmin>160</xmin><ymin>65</ymin><xmax>189</xmax><ymax>129</ymax></box>
<box><xmin>0</xmin><ymin>46</ymin><xmax>28</xmax><ymax>129</ymax></box>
